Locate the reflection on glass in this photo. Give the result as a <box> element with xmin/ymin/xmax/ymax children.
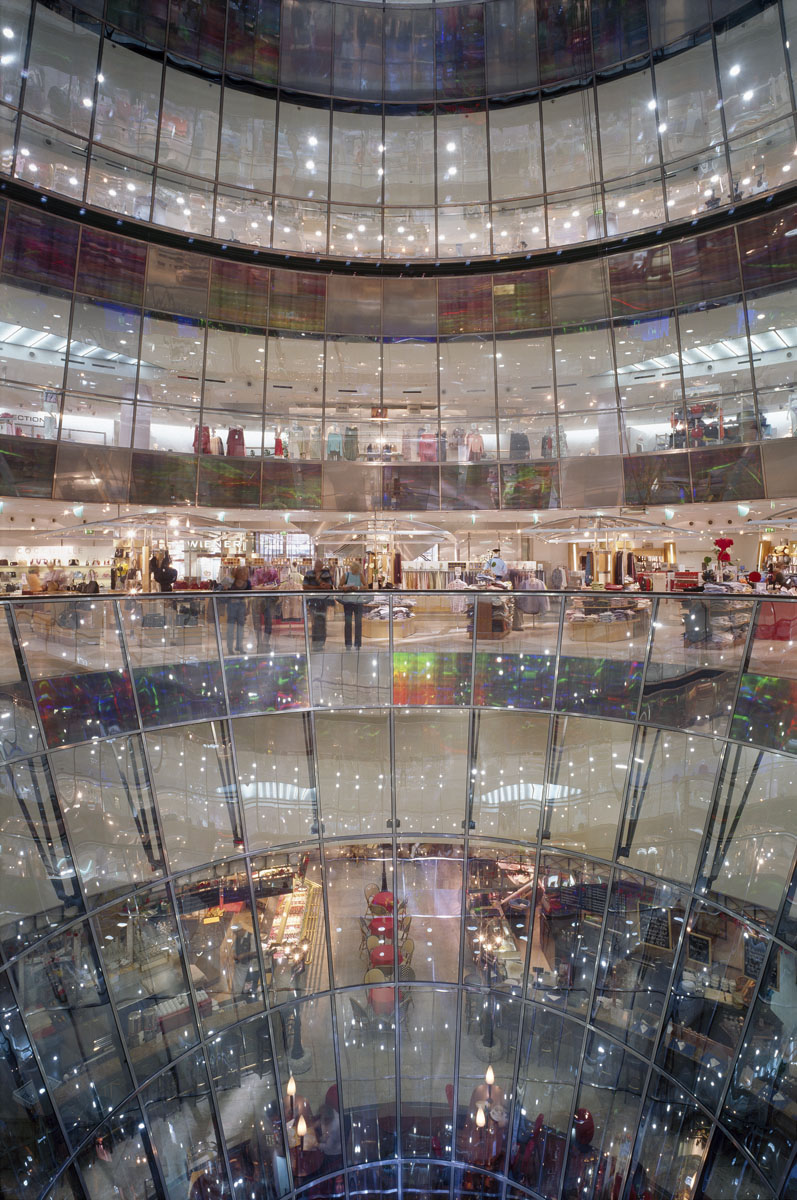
<box><xmin>569</xmin><ymin>1031</ymin><xmax>645</xmax><ymax>1200</ymax></box>
<box><xmin>557</xmin><ymin>594</ymin><xmax>651</xmax><ymax>719</ymax></box>
<box><xmin>78</xmin><ymin>1099</ymin><xmax>159</xmax><ymax>1200</ymax></box>
<box><xmin>52</xmin><ymin>734</ymin><xmax>164</xmax><ymax>906</ymax></box>
<box><xmin>235</xmin><ymin>712</ymin><xmax>317</xmax><ymax>849</ymax></box>
<box><xmin>335</xmin><ymin>986</ymin><xmax>397</xmax><ymax>1164</ymax></box>
<box><xmin>141</xmin><ymin>1048</ymin><xmax>230</xmax><ymax>1200</ymax></box>
<box><xmin>399</xmin><ymin>985</ymin><xmax>457</xmax><ymax>1159</ymax></box>
<box><xmin>314</xmin><ymin>711</ymin><xmax>390</xmax><ymax>837</ymax></box>
<box><xmin>394</xmin><ymin>709</ymin><xmax>468</xmax><ymax>835</ymax></box>
<box><xmin>698</xmin><ymin>743</ymin><xmax>797</xmax><ymax>928</ymax></box>
<box><xmin>658</xmin><ymin>903</ymin><xmax>762</xmax><ymax>1112</ymax></box>
<box><xmin>145</xmin><ymin>721</ymin><xmax>244</xmax><ymax>874</ymax></box>
<box><xmin>544</xmin><ymin>714</ymin><xmax>633</xmax><ymax>859</ymax></box>
<box><xmin>529</xmin><ymin>853</ymin><xmax>608</xmax><ymax>1018</ymax></box>
<box><xmin>592</xmin><ymin>870</ymin><xmax>684</xmax><ymax>1060</ymax></box>
<box><xmin>11</xmin><ymin>921</ymin><xmax>132</xmax><ymax>1142</ymax></box>
<box><xmin>509</xmin><ymin>1006</ymin><xmax>580</xmax><ymax>1199</ymax></box>
<box><xmin>616</xmin><ymin>726</ymin><xmax>720</xmax><ymax>886</ymax></box>
<box><xmin>0</xmin><ymin>755</ymin><xmax>83</xmax><ymax>960</ymax></box>
<box><xmin>251</xmin><ymin>848</ymin><xmax>329</xmax><ymax>1006</ymax></box>
<box><xmin>175</xmin><ymin>858</ymin><xmax>264</xmax><ymax>1035</ymax></box>
<box><xmin>626</xmin><ymin>1071</ymin><xmax>709</xmax><ymax>1200</ymax></box>
<box><xmin>396</xmin><ymin>841</ymin><xmax>462</xmax><ymax>985</ymax></box>
<box><xmin>471</xmin><ymin>710</ymin><xmax>547</xmax><ymax>841</ymax></box>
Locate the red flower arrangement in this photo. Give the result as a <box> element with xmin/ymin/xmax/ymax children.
<box><xmin>714</xmin><ymin>537</ymin><xmax>734</xmax><ymax>564</ymax></box>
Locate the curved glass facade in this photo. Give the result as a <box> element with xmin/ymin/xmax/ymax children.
<box><xmin>0</xmin><ymin>196</ymin><xmax>795</xmax><ymax>511</ymax></box>
<box><xmin>1</xmin><ymin>590</ymin><xmax>795</xmax><ymax>1200</ymax></box>
<box><xmin>1</xmin><ymin>0</ymin><xmax>797</xmax><ymax>256</ymax></box>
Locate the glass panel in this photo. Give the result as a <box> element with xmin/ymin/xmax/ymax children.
<box><xmin>335</xmin><ymin>985</ymin><xmax>396</xmax><ymax>1164</ymax></box>
<box><xmin>76</xmin><ymin>227</ymin><xmax>146</xmax><ymax>307</ymax></box>
<box><xmin>140</xmin><ymin>312</ymin><xmax>205</xmax><ymax>407</ymax></box>
<box><xmin>529</xmin><ymin>852</ymin><xmax>608</xmax><ymax>1018</ymax></box>
<box><xmin>326</xmin><ymin>841</ymin><xmax>394</xmax><ymax>989</ymax></box>
<box><xmin>641</xmin><ymin>594</ymin><xmax>751</xmax><ymax>735</ymax></box>
<box><xmin>0</xmin><ymin>969</ymin><xmax>68</xmax><ymax>1195</ymax></box>
<box><xmin>392</xmin><ymin>595</ymin><xmax>471</xmax><ymax>706</ymax></box>
<box><xmin>120</xmin><ymin>594</ymin><xmax>224</xmax><ymax>726</ymax></box>
<box><xmin>11</xmin><ymin>921</ymin><xmax>132</xmax><ymax>1142</ymax></box>
<box><xmin>211</xmin><ymin>1015</ymin><xmax>288</xmax><ymax>1198</ymax></box>
<box><xmin>0</xmin><ymin>277</ymin><xmax>70</xmax><ymax>391</ymax></box>
<box><xmin>489</xmin><ymin>101</ymin><xmax>542</xmax><ymax>202</ymax></box>
<box><xmin>544</xmin><ymin>714</ymin><xmax>633</xmax><ymax>859</ymax></box>
<box><xmin>145</xmin><ymin>721</ymin><xmax>244</xmax><ymax>874</ymax></box>
<box><xmin>700</xmin><ymin>1129</ymin><xmax>777</xmax><ymax>1200</ymax></box>
<box><xmin>270</xmin><ymin>995</ymin><xmax>339</xmax><ymax>1180</ymax></box>
<box><xmin>396</xmin><ymin>841</ymin><xmax>462</xmax><ymax>984</ymax></box>
<box><xmin>658</xmin><ymin>902</ymin><xmax>763</xmax><ymax>1111</ymax></box>
<box><xmin>128</xmin><ymin>449</ymin><xmax>197</xmax><ymax>504</ymax></box>
<box><xmin>141</xmin><ymin>1048</ymin><xmax>230</xmax><ymax>1200</ymax></box>
<box><xmin>720</xmin><ymin>942</ymin><xmax>796</xmax><ymax>1194</ymax></box>
<box><xmin>464</xmin><ymin>840</ymin><xmax>532</xmax><ymax>994</ymax></box>
<box><xmin>235</xmin><ymin>712</ymin><xmax>316</xmax><ymax>850</ymax></box>
<box><xmin>733</xmin><ymin>598</ymin><xmax>797</xmax><ymax>753</ymax></box>
<box><xmin>394</xmin><ymin>709</ymin><xmax>468</xmax><ymax>836</ymax></box>
<box><xmin>399</xmin><ymin>985</ymin><xmax>457</xmax><ymax>1159</ymax></box>
<box><xmin>174</xmin><ymin>859</ymin><xmax>263</xmax><ymax>1035</ymax></box>
<box><xmin>158</xmin><ymin>67</ymin><xmax>219</xmax><ymax>178</ymax></box>
<box><xmin>314</xmin><ymin>710</ymin><xmax>390</xmax><ymax>838</ymax></box>
<box><xmin>508</xmin><ymin>1006</ymin><xmax>581</xmax><ymax>1199</ymax></box>
<box><xmin>470</xmin><ymin>710</ymin><xmax>547</xmax><ymax>841</ymax></box>
<box><xmin>716</xmin><ymin>5</ymin><xmax>791</xmax><ymax>138</ymax></box>
<box><xmin>66</xmin><ymin>296</ymin><xmax>140</xmax><ymax>399</ymax></box>
<box><xmin>698</xmin><ymin>743</ymin><xmax>797</xmax><ymax>929</ymax></box>
<box><xmin>94</xmin><ymin>39</ymin><xmax>162</xmax><ymax>160</ymax></box>
<box><xmin>566</xmin><ymin>1031</ymin><xmax>644</xmax><ymax>1199</ymax></box>
<box><xmin>474</xmin><ymin>594</ymin><xmax>560</xmax><ymax>710</ymax></box>
<box><xmin>0</xmin><ymin>754</ymin><xmax>83</xmax><ymax>960</ymax></box>
<box><xmin>617</xmin><ymin>726</ymin><xmax>720</xmax><ymax>887</ymax></box>
<box><xmin>25</xmin><ymin>3</ymin><xmax>99</xmax><ymax>138</ymax></box>
<box><xmin>79</xmin><ymin>1100</ymin><xmax>159</xmax><ymax>1200</ymax></box>
<box><xmin>251</xmin><ymin>847</ymin><xmax>329</xmax><ymax>1006</ymax></box>
<box><xmin>2</xmin><ymin>207</ymin><xmax>77</xmax><ymax>291</ymax></box>
<box><xmin>52</xmin><ymin>734</ymin><xmax>164</xmax><ymax>906</ymax></box>
<box><xmin>92</xmin><ymin>883</ymin><xmax>197</xmax><ymax>1082</ymax></box>
<box><xmin>654</xmin><ymin>39</ymin><xmax>723</xmax><ymax>162</ymax></box>
<box><xmin>592</xmin><ymin>870</ymin><xmax>684</xmax><ymax>1060</ymax></box>
<box><xmin>221</xmin><ymin>595</ymin><xmax>309</xmax><ymax>716</ymax></box>
<box><xmin>625</xmin><ymin>1072</ymin><xmax>709</xmax><ymax>1200</ymax></box>
<box><xmin>500</xmin><ymin>460</ymin><xmax>560</xmax><ymax>510</ymax></box>
<box><xmin>17</xmin><ymin>597</ymin><xmax>138</xmax><ymax>747</ymax></box>
<box><xmin>557</xmin><ymin>594</ymin><xmax>652</xmax><ymax>719</ymax></box>
<box><xmin>0</xmin><ymin>604</ymin><xmax>41</xmax><ymax>759</ymax></box>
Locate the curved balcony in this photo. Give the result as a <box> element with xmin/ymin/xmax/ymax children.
<box><xmin>1</xmin><ymin>0</ymin><xmax>797</xmax><ymax>258</ymax></box>
<box><xmin>0</xmin><ymin>589</ymin><xmax>795</xmax><ymax>1200</ymax></box>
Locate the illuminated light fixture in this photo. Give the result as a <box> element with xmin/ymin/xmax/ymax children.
<box><xmin>72</xmin><ymin>505</ymin><xmax>84</xmax><ymax>518</ymax></box>
<box><xmin>217</xmin><ymin>511</ymin><xmax>226</xmax><ymax>522</ymax></box>
<box><xmin>737</xmin><ymin>504</ymin><xmax>750</xmax><ymax>517</ymax></box>
<box><xmin>729</xmin><ymin>64</ymin><xmax>741</xmax><ymax>76</ymax></box>
<box><xmin>664</xmin><ymin>508</ymin><xmax>675</xmax><ymax>520</ymax></box>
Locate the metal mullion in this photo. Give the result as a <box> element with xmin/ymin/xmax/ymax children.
<box><xmin>485</xmin><ymin>99</ymin><xmax>494</xmax><ymax>256</ymax></box>
<box><xmin>732</xmin><ymin>216</ymin><xmax>763</xmax><ymax>444</ymax></box>
<box><xmin>149</xmin><ymin>12</ymin><xmax>170</xmax><ymax>220</ymax></box>
<box><xmin>308</xmin><ymin>724</ymin><xmax>348</xmax><ymax>1173</ymax></box>
<box><xmin>209</xmin><ymin>592</ymin><xmax>246</xmax><ymax>845</ymax></box>
<box><xmin>602</xmin><ymin>285</ymin><xmax>626</xmax><ymax>460</ymax></box>
<box><xmin>554</xmin><ymin>1021</ymin><xmax>593</xmax><ymax>1200</ymax></box>
<box><xmin>612</xmin><ymin>595</ymin><xmax>660</xmax><ymax>865</ymax></box>
<box><xmin>8</xmin><ymin>0</ymin><xmax>38</xmax><ymax>182</ymax></box>
<box><xmin>269</xmin><ymin>91</ymin><xmax>279</xmax><ymax>249</ymax></box>
<box><xmin>689</xmin><ymin>595</ymin><xmax>758</xmax><ymax>897</ymax></box>
<box><xmin>210</xmin><ymin>0</ymin><xmax>231</xmax><ymax>241</ymax></box>
<box><xmin>433</xmin><ymin>103</ymin><xmax>439</xmax><ymax>261</ymax></box>
<box><xmin>326</xmin><ymin>101</ymin><xmax>334</xmax><ymax>255</ymax></box>
<box><xmin>709</xmin><ymin>20</ymin><xmax>734</xmax><ymax>205</ymax></box>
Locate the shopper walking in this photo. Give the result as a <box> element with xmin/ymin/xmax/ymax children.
<box><xmin>220</xmin><ymin>565</ymin><xmax>251</xmax><ymax>654</ymax></box>
<box><xmin>303</xmin><ymin>558</ymin><xmax>334</xmax><ymax>649</ymax></box>
<box><xmin>340</xmin><ymin>557</ymin><xmax>366</xmax><ymax>649</ymax></box>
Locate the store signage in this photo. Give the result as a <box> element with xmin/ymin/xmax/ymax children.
<box><xmin>185</xmin><ymin>538</ymin><xmax>213</xmax><ymax>552</ymax></box>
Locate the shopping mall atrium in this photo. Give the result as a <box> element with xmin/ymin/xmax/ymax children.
<box><xmin>3</xmin><ymin>1</ymin><xmax>797</xmax><ymax>1198</ymax></box>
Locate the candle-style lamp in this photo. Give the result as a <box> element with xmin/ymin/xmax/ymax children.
<box><xmin>485</xmin><ymin>1063</ymin><xmax>494</xmax><ymax>1104</ymax></box>
<box><xmin>286</xmin><ymin>1073</ymin><xmax>296</xmax><ymax>1120</ymax></box>
<box><xmin>296</xmin><ymin>1113</ymin><xmax>307</xmax><ymax>1154</ymax></box>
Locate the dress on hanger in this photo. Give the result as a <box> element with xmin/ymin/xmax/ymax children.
<box><xmin>209</xmin><ymin>435</ymin><xmax>224</xmax><ymax>455</ymax></box>
<box><xmin>327</xmin><ymin>430</ymin><xmax>343</xmax><ymax>459</ymax></box>
<box><xmin>227</xmin><ymin>428</ymin><xmax>245</xmax><ymax>456</ymax></box>
<box><xmin>466</xmin><ymin>430</ymin><xmax>485</xmax><ymax>462</ymax></box>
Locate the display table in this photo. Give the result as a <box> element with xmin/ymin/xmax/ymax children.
<box><xmin>263</xmin><ymin>880</ymin><xmax>321</xmax><ymax>962</ymax></box>
<box><xmin>370</xmin><ymin>945</ymin><xmax>403</xmax><ymax>970</ymax></box>
<box><xmin>371</xmin><ymin>891</ymin><xmax>394</xmax><ymax>911</ymax></box>
<box><xmin>369</xmin><ymin>916</ymin><xmax>394</xmax><ymax>938</ymax></box>
<box><xmin>362</xmin><ymin>616</ymin><xmax>415</xmax><ymax>640</ymax></box>
<box><xmin>369</xmin><ymin>985</ymin><xmax>401</xmax><ymax>1016</ymax></box>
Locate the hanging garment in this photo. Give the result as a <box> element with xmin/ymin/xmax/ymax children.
<box><xmin>327</xmin><ymin>430</ymin><xmax>343</xmax><ymax>459</ymax></box>
<box><xmin>418</xmin><ymin>432</ymin><xmax>438</xmax><ymax>462</ymax></box>
<box><xmin>227</xmin><ymin>427</ymin><xmax>245</xmax><ymax>456</ymax></box>
<box><xmin>516</xmin><ymin>576</ymin><xmax>550</xmax><ymax>615</ymax></box>
<box><xmin>393</xmin><ymin>551</ymin><xmax>402</xmax><ymax>585</ymax></box>
<box><xmin>208</xmin><ymin>435</ymin><xmax>225</xmax><ymax>455</ymax></box>
<box><xmin>541</xmin><ymin>433</ymin><xmax>554</xmax><ymax>458</ymax></box>
<box><xmin>466</xmin><ymin>431</ymin><xmax>485</xmax><ymax>462</ymax></box>
<box><xmin>614</xmin><ymin>551</ymin><xmax>624</xmax><ymax>585</ymax></box>
<box><xmin>584</xmin><ymin>552</ymin><xmax>594</xmax><ymax>584</ymax></box>
<box><xmin>626</xmin><ymin>552</ymin><xmax>637</xmax><ymax>581</ymax></box>
<box><xmin>274</xmin><ymin>435</ymin><xmax>283</xmax><ymax>457</ymax></box>
<box><xmin>551</xmin><ymin>566</ymin><xmax>566</xmax><ymax>589</ymax></box>
<box><xmin>193</xmin><ymin>425</ymin><xmax>210</xmax><ymax>454</ymax></box>
<box><xmin>509</xmin><ymin>430</ymin><xmax>530</xmax><ymax>460</ymax></box>
<box><xmin>343</xmin><ymin>426</ymin><xmax>359</xmax><ymax>461</ymax></box>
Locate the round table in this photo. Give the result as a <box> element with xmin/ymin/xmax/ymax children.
<box><xmin>368</xmin><ymin>985</ymin><xmax>402</xmax><ymax>1015</ymax></box>
<box><xmin>371</xmin><ymin>891</ymin><xmax>394</xmax><ymax>910</ymax></box>
<box><xmin>370</xmin><ymin>944</ymin><xmax>403</xmax><ymax>970</ymax></box>
<box><xmin>369</xmin><ymin>916</ymin><xmax>394</xmax><ymax>938</ymax></box>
